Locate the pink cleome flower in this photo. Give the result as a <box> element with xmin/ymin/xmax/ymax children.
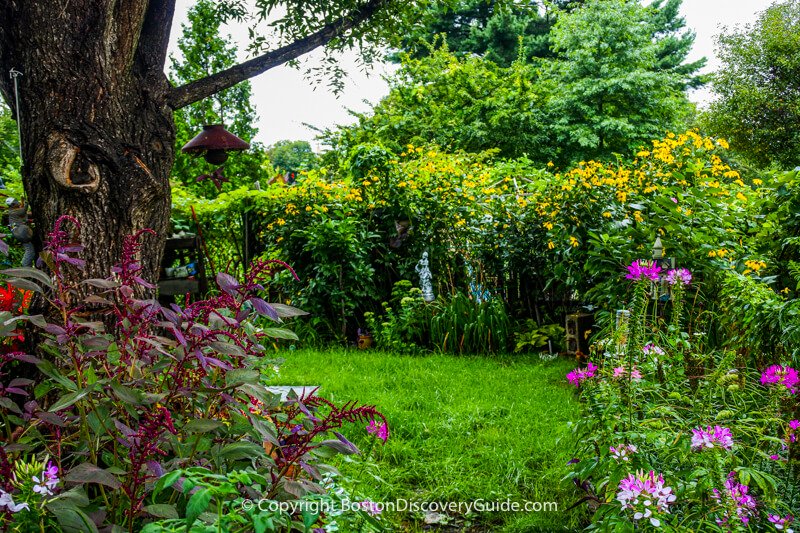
<box><xmin>567</xmin><ymin>362</ymin><xmax>598</xmax><ymax>387</ymax></box>
<box><xmin>712</xmin><ymin>472</ymin><xmax>757</xmax><ymax>526</ymax></box>
<box><xmin>665</xmin><ymin>268</ymin><xmax>692</xmax><ymax>286</ymax></box>
<box><xmin>691</xmin><ymin>425</ymin><xmax>734</xmax><ymax>451</ymax></box>
<box><xmin>613</xmin><ymin>366</ymin><xmax>643</xmax><ymax>381</ymax></box>
<box><xmin>643</xmin><ymin>343</ymin><xmax>665</xmax><ymax>357</ymax></box>
<box><xmin>610</xmin><ymin>444</ymin><xmax>638</xmax><ymax>462</ymax></box>
<box><xmin>617</xmin><ymin>470</ymin><xmax>676</xmax><ymax>527</ymax></box>
<box><xmin>761</xmin><ymin>365</ymin><xmax>800</xmax><ymax>394</ymax></box>
<box><xmin>626</xmin><ymin>260</ymin><xmax>662</xmax><ymax>282</ymax></box>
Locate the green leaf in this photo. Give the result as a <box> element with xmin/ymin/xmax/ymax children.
<box><xmin>184</xmin><ymin>419</ymin><xmax>225</xmax><ymax>433</ymax></box>
<box><xmin>110</xmin><ymin>381</ymin><xmax>144</xmax><ymax>405</ymax></box>
<box><xmin>262</xmin><ymin>327</ymin><xmax>299</xmax><ymax>341</ymax></box>
<box><xmin>152</xmin><ymin>470</ymin><xmax>182</xmax><ymax>501</ymax></box>
<box><xmin>49</xmin><ymin>387</ymin><xmax>93</xmax><ymax>412</ymax></box>
<box><xmin>1</xmin><ymin>267</ymin><xmax>54</xmax><ymax>289</ymax></box>
<box><xmin>143</xmin><ymin>503</ymin><xmax>179</xmax><ymax>519</ymax></box>
<box><xmin>270</xmin><ymin>303</ymin><xmax>309</xmax><ymax>317</ymax></box>
<box><xmin>225</xmin><ymin>368</ymin><xmax>260</xmax><ymax>387</ymax></box>
<box><xmin>6</xmin><ymin>277</ymin><xmax>43</xmax><ymax>293</ymax></box>
<box><xmin>219</xmin><ymin>441</ymin><xmax>266</xmax><ymax>461</ymax></box>
<box><xmin>185</xmin><ymin>488</ymin><xmax>212</xmax><ymax>529</ymax></box>
<box><xmin>64</xmin><ymin>463</ymin><xmax>122</xmax><ymax>489</ymax></box>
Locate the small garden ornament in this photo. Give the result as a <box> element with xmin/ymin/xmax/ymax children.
<box><xmin>415</xmin><ymin>251</ymin><xmax>435</xmax><ymax>302</ymax></box>
<box><xmin>5</xmin><ymin>197</ymin><xmax>35</xmax><ymax>267</ymax></box>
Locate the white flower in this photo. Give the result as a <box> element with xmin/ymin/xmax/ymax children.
<box><xmin>0</xmin><ymin>489</ymin><xmax>30</xmax><ymax>512</ymax></box>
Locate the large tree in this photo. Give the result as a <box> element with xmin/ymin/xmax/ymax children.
<box><xmin>0</xmin><ymin>0</ymin><xmax>427</xmax><ymax>282</ymax></box>
<box><xmin>548</xmin><ymin>0</ymin><xmax>701</xmax><ymax>161</ymax></box>
<box><xmin>703</xmin><ymin>0</ymin><xmax>800</xmax><ymax>168</ymax></box>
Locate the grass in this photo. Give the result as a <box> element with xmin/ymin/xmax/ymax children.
<box><xmin>273</xmin><ymin>348</ymin><xmax>588</xmax><ymax>531</ymax></box>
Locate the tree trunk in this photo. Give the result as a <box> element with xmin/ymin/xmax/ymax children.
<box><xmin>0</xmin><ymin>0</ymin><xmax>174</xmax><ymax>283</ymax></box>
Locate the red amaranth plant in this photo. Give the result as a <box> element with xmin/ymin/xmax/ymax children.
<box><xmin>0</xmin><ymin>216</ymin><xmax>387</xmax><ymax>531</ymax></box>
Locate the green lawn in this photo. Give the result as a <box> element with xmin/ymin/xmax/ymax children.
<box><xmin>273</xmin><ymin>349</ymin><xmax>587</xmax><ymax>532</ymax></box>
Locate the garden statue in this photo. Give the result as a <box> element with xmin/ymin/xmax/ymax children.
<box><xmin>5</xmin><ymin>197</ymin><xmax>35</xmax><ymax>267</ymax></box>
<box><xmin>415</xmin><ymin>251</ymin><xmax>435</xmax><ymax>302</ymax></box>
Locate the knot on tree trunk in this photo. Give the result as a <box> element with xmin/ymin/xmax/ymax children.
<box><xmin>44</xmin><ymin>132</ymin><xmax>101</xmax><ymax>193</ymax></box>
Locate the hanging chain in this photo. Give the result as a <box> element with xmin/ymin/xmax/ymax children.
<box><xmin>8</xmin><ymin>68</ymin><xmax>25</xmax><ymax>199</ymax></box>
<box><xmin>9</xmin><ymin>69</ymin><xmax>23</xmax><ymax>165</ymax></box>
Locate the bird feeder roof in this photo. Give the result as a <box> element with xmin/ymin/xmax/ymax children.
<box><xmin>181</xmin><ymin>124</ymin><xmax>250</xmax><ymax>154</ymax></box>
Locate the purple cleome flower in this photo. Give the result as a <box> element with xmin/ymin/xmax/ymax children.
<box><xmin>567</xmin><ymin>362</ymin><xmax>598</xmax><ymax>387</ymax></box>
<box><xmin>665</xmin><ymin>268</ymin><xmax>692</xmax><ymax>286</ymax></box>
<box><xmin>712</xmin><ymin>472</ymin><xmax>757</xmax><ymax>526</ymax></box>
<box><xmin>761</xmin><ymin>365</ymin><xmax>799</xmax><ymax>394</ymax></box>
<box><xmin>626</xmin><ymin>260</ymin><xmax>662</xmax><ymax>282</ymax></box>
<box><xmin>32</xmin><ymin>461</ymin><xmax>59</xmax><ymax>496</ymax></box>
<box><xmin>691</xmin><ymin>425</ymin><xmax>734</xmax><ymax>451</ymax></box>
<box><xmin>768</xmin><ymin>514</ymin><xmax>794</xmax><ymax>532</ymax></box>
<box><xmin>617</xmin><ymin>470</ymin><xmax>676</xmax><ymax>528</ymax></box>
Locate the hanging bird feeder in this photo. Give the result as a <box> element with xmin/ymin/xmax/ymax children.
<box><xmin>181</xmin><ymin>124</ymin><xmax>250</xmax><ymax>165</ymax></box>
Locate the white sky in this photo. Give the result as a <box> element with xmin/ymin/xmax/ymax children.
<box><xmin>167</xmin><ymin>0</ymin><xmax>775</xmax><ymax>148</ymax></box>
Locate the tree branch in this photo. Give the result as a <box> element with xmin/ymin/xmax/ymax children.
<box><xmin>167</xmin><ymin>0</ymin><xmax>389</xmax><ymax>110</ymax></box>
<box><xmin>135</xmin><ymin>0</ymin><xmax>177</xmax><ymax>75</ymax></box>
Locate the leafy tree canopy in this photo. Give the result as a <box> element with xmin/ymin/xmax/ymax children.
<box><xmin>324</xmin><ymin>0</ymin><xmax>702</xmax><ymax>167</ymax></box>
<box><xmin>547</xmin><ymin>0</ymin><xmax>701</xmax><ymax>161</ymax></box>
<box><xmin>702</xmin><ymin>0</ymin><xmax>800</xmax><ymax>169</ymax></box>
<box><xmin>267</xmin><ymin>140</ymin><xmax>320</xmax><ymax>173</ymax></box>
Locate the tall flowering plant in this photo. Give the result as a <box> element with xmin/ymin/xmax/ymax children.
<box><xmin>0</xmin><ymin>217</ymin><xmax>388</xmax><ymax>532</ymax></box>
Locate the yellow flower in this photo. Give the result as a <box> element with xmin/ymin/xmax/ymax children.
<box><xmin>753</xmin><ymin>179</ymin><xmax>763</xmax><ymax>186</ymax></box>
<box><xmin>633</xmin><ymin>211</ymin><xmax>644</xmax><ymax>223</ymax></box>
<box><xmin>305</xmin><ymin>206</ymin><xmax>312</xmax><ymax>212</ymax></box>
<box><xmin>548</xmin><ymin>240</ymin><xmax>555</xmax><ymax>250</ymax></box>
<box><xmin>602</xmin><ymin>211</ymin><xmax>612</xmax><ymax>218</ymax></box>
<box><xmin>717</xmin><ymin>138</ymin><xmax>730</xmax><ymax>149</ymax></box>
<box><xmin>543</xmin><ymin>221</ymin><xmax>554</xmax><ymax>230</ymax></box>
<box><xmin>569</xmin><ymin>236</ymin><xmax>579</xmax><ymax>247</ymax></box>
<box><xmin>736</xmin><ymin>192</ymin><xmax>748</xmax><ymax>202</ymax></box>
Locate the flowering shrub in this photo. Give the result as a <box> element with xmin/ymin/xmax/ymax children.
<box><xmin>566</xmin><ymin>263</ymin><xmax>800</xmax><ymax>529</ymax></box>
<box><xmin>0</xmin><ymin>217</ymin><xmax>388</xmax><ymax>531</ymax></box>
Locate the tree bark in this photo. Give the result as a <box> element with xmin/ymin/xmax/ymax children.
<box><xmin>0</xmin><ymin>0</ymin><xmax>175</xmax><ymax>283</ymax></box>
